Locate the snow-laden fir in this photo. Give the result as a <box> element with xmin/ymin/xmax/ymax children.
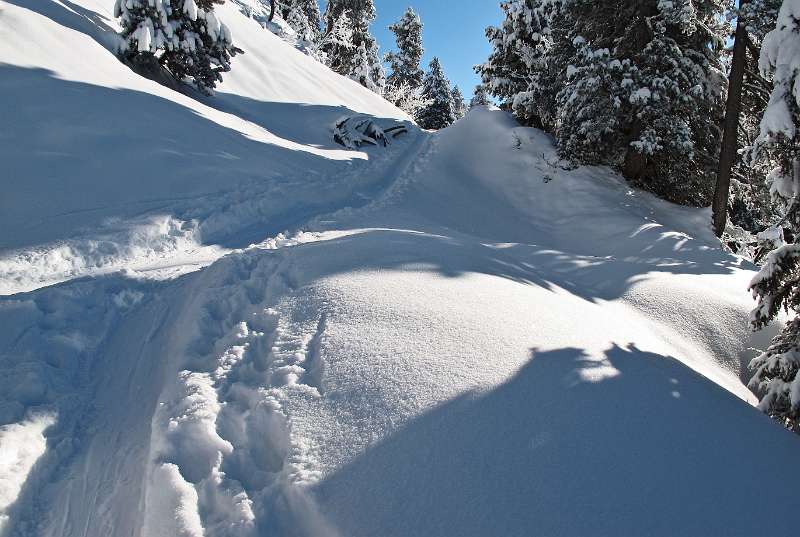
<box><xmin>1</xmin><ymin>0</ymin><xmax>799</xmax><ymax>535</ymax></box>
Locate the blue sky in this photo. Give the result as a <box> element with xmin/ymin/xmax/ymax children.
<box><xmin>372</xmin><ymin>1</ymin><xmax>502</xmax><ymax>99</ymax></box>
<box><xmin>320</xmin><ymin>1</ymin><xmax>504</xmax><ymax>99</ymax></box>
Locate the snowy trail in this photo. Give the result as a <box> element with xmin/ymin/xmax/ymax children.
<box><xmin>4</xmin><ymin>109</ymin><xmax>799</xmax><ymax>537</ymax></box>
<box><xmin>0</xmin><ymin>126</ymin><xmax>433</xmax><ymax>537</ymax></box>
<box><xmin>3</xmin><ymin>0</ymin><xmax>800</xmax><ymax>534</ymax></box>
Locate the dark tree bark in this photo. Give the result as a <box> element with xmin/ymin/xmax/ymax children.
<box><xmin>268</xmin><ymin>0</ymin><xmax>276</xmax><ymax>21</ymax></box>
<box><xmin>712</xmin><ymin>0</ymin><xmax>750</xmax><ymax>237</ymax></box>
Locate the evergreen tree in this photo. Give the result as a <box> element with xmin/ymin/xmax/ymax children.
<box><xmin>555</xmin><ymin>38</ymin><xmax>628</xmax><ymax>166</ymax></box>
<box><xmin>114</xmin><ymin>0</ymin><xmax>238</xmax><ymax>95</ymax></box>
<box><xmin>479</xmin><ymin>0</ymin><xmax>729</xmax><ymax>206</ymax></box>
<box><xmin>748</xmin><ymin>0</ymin><xmax>800</xmax><ymax>433</ymax></box>
<box><xmin>321</xmin><ymin>0</ymin><xmax>384</xmax><ymax>93</ymax></box>
<box><xmin>476</xmin><ymin>0</ymin><xmax>564</xmax><ymax>128</ymax></box>
<box><xmin>416</xmin><ymin>57</ymin><xmax>456</xmax><ymax>130</ymax></box>
<box><xmin>725</xmin><ymin>0</ymin><xmax>783</xmax><ymax>234</ymax></box>
<box><xmin>281</xmin><ymin>0</ymin><xmax>321</xmax><ymax>43</ymax></box>
<box><xmin>451</xmin><ymin>85</ymin><xmax>466</xmax><ymax>120</ymax></box>
<box><xmin>385</xmin><ymin>7</ymin><xmax>424</xmax><ymax>101</ymax></box>
<box><xmin>469</xmin><ymin>85</ymin><xmax>491</xmax><ymax>108</ymax></box>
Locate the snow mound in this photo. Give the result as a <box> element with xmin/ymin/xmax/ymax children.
<box><xmin>1</xmin><ymin>0</ymin><xmax>799</xmax><ymax>536</ymax></box>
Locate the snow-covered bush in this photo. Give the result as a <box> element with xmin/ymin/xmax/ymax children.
<box><xmin>274</xmin><ymin>0</ymin><xmax>320</xmax><ymax>43</ymax></box>
<box><xmin>333</xmin><ymin>116</ymin><xmax>407</xmax><ymax>149</ymax></box>
<box><xmin>383</xmin><ymin>81</ymin><xmax>429</xmax><ymax>119</ymax></box>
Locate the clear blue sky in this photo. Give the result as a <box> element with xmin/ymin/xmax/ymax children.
<box><xmin>321</xmin><ymin>1</ymin><xmax>504</xmax><ymax>99</ymax></box>
<box><xmin>372</xmin><ymin>1</ymin><xmax>502</xmax><ymax>99</ymax></box>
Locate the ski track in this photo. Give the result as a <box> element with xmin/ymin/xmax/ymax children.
<box><xmin>0</xmin><ymin>128</ymin><xmax>433</xmax><ymax>537</ymax></box>
<box><xmin>140</xmin><ymin>130</ymin><xmax>434</xmax><ymax>537</ymax></box>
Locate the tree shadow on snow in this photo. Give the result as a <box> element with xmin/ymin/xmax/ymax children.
<box><xmin>312</xmin><ymin>344</ymin><xmax>799</xmax><ymax>537</ymax></box>
<box><xmin>4</xmin><ymin>0</ymin><xmax>117</xmax><ymax>46</ymax></box>
<box><xmin>210</xmin><ymin>92</ymin><xmax>414</xmax><ymax>152</ymax></box>
<box><xmin>282</xmin><ymin>226</ymin><xmax>745</xmax><ymax>304</ymax></box>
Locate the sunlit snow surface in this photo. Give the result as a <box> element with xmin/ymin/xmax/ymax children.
<box><xmin>1</xmin><ymin>0</ymin><xmax>799</xmax><ymax>535</ymax></box>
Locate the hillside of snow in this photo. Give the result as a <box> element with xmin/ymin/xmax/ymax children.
<box><xmin>0</xmin><ymin>0</ymin><xmax>408</xmax><ymax>294</ymax></box>
<box><xmin>2</xmin><ymin>0</ymin><xmax>799</xmax><ymax>536</ymax></box>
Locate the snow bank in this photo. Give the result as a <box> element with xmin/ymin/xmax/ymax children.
<box><xmin>2</xmin><ymin>0</ymin><xmax>799</xmax><ymax>535</ymax></box>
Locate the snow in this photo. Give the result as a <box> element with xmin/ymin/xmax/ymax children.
<box><xmin>1</xmin><ymin>0</ymin><xmax>799</xmax><ymax>535</ymax></box>
<box><xmin>0</xmin><ymin>0</ymin><xmax>407</xmax><ymax>294</ymax></box>
<box><xmin>0</xmin><ymin>413</ymin><xmax>55</xmax><ymax>533</ymax></box>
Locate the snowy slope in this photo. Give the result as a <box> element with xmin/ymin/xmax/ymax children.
<box><xmin>0</xmin><ymin>0</ymin><xmax>408</xmax><ymax>294</ymax></box>
<box><xmin>2</xmin><ymin>0</ymin><xmax>800</xmax><ymax>536</ymax></box>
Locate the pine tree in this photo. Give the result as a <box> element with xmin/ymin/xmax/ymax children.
<box><xmin>479</xmin><ymin>0</ymin><xmax>729</xmax><ymax>206</ymax></box>
<box><xmin>469</xmin><ymin>84</ymin><xmax>491</xmax><ymax>109</ymax></box>
<box><xmin>451</xmin><ymin>85</ymin><xmax>466</xmax><ymax>120</ymax></box>
<box><xmin>555</xmin><ymin>38</ymin><xmax>629</xmax><ymax>166</ymax></box>
<box><xmin>476</xmin><ymin>0</ymin><xmax>563</xmax><ymax>128</ymax></box>
<box><xmin>416</xmin><ymin>57</ymin><xmax>456</xmax><ymax>130</ymax></box>
<box><xmin>725</xmin><ymin>0</ymin><xmax>783</xmax><ymax>234</ymax></box>
<box><xmin>385</xmin><ymin>7</ymin><xmax>424</xmax><ymax>103</ymax></box>
<box><xmin>624</xmin><ymin>0</ymin><xmax>728</xmax><ymax>206</ymax></box>
<box><xmin>281</xmin><ymin>0</ymin><xmax>321</xmax><ymax>43</ymax></box>
<box><xmin>114</xmin><ymin>0</ymin><xmax>238</xmax><ymax>95</ymax></box>
<box><xmin>748</xmin><ymin>0</ymin><xmax>800</xmax><ymax>433</ymax></box>
<box><xmin>321</xmin><ymin>0</ymin><xmax>384</xmax><ymax>93</ymax></box>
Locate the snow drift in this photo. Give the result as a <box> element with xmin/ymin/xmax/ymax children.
<box><xmin>1</xmin><ymin>0</ymin><xmax>799</xmax><ymax>536</ymax></box>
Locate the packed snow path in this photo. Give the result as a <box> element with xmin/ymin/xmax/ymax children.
<box><xmin>2</xmin><ymin>0</ymin><xmax>800</xmax><ymax>535</ymax></box>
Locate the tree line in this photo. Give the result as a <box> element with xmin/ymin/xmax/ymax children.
<box><xmin>478</xmin><ymin>0</ymin><xmax>800</xmax><ymax>433</ymax></box>
<box><xmin>113</xmin><ymin>0</ymin><xmax>478</xmax><ymax>129</ymax></box>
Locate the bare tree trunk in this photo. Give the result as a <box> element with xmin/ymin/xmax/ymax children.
<box><xmin>712</xmin><ymin>0</ymin><xmax>750</xmax><ymax>237</ymax></box>
<box><xmin>268</xmin><ymin>0</ymin><xmax>276</xmax><ymax>21</ymax></box>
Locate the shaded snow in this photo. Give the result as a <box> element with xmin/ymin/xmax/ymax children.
<box><xmin>1</xmin><ymin>1</ymin><xmax>799</xmax><ymax>536</ymax></box>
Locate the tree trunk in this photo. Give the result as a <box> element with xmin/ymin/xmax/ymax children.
<box><xmin>712</xmin><ymin>0</ymin><xmax>750</xmax><ymax>237</ymax></box>
<box><xmin>623</xmin><ymin>121</ymin><xmax>647</xmax><ymax>181</ymax></box>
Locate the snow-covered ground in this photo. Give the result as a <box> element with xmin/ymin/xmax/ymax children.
<box><xmin>1</xmin><ymin>0</ymin><xmax>799</xmax><ymax>536</ymax></box>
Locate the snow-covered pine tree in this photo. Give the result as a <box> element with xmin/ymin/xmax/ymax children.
<box><xmin>479</xmin><ymin>0</ymin><xmax>729</xmax><ymax>206</ymax></box>
<box><xmin>114</xmin><ymin>0</ymin><xmax>173</xmax><ymax>65</ymax></box>
<box><xmin>469</xmin><ymin>84</ymin><xmax>491</xmax><ymax>109</ymax></box>
<box><xmin>451</xmin><ymin>85</ymin><xmax>466</xmax><ymax>120</ymax></box>
<box><xmin>283</xmin><ymin>0</ymin><xmax>321</xmax><ymax>43</ymax></box>
<box><xmin>619</xmin><ymin>0</ymin><xmax>728</xmax><ymax>206</ymax></box>
<box><xmin>321</xmin><ymin>0</ymin><xmax>384</xmax><ymax>93</ymax></box>
<box><xmin>726</xmin><ymin>0</ymin><xmax>783</xmax><ymax>234</ymax></box>
<box><xmin>114</xmin><ymin>0</ymin><xmax>238</xmax><ymax>95</ymax></box>
<box><xmin>553</xmin><ymin>0</ymin><xmax>728</xmax><ymax>205</ymax></box>
<box><xmin>476</xmin><ymin>0</ymin><xmax>563</xmax><ymax>128</ymax></box>
<box><xmin>168</xmin><ymin>0</ymin><xmax>239</xmax><ymax>95</ymax></box>
<box><xmin>416</xmin><ymin>57</ymin><xmax>456</xmax><ymax>130</ymax></box>
<box><xmin>385</xmin><ymin>6</ymin><xmax>424</xmax><ymax>105</ymax></box>
<box><xmin>555</xmin><ymin>38</ymin><xmax>629</xmax><ymax>165</ymax></box>
<box><xmin>476</xmin><ymin>1</ymin><xmax>534</xmax><ymax>115</ymax></box>
<box><xmin>747</xmin><ymin>0</ymin><xmax>800</xmax><ymax>433</ymax></box>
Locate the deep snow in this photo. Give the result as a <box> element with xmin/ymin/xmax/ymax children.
<box><xmin>1</xmin><ymin>0</ymin><xmax>799</xmax><ymax>536</ymax></box>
